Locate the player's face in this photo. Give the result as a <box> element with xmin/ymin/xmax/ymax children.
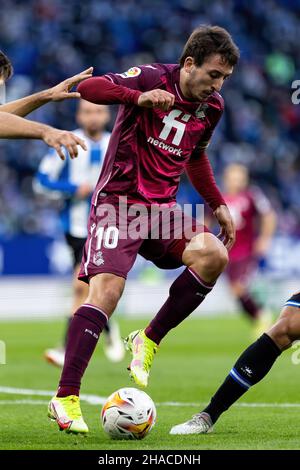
<box><xmin>224</xmin><ymin>165</ymin><xmax>249</xmax><ymax>194</ymax></box>
<box><xmin>76</xmin><ymin>100</ymin><xmax>110</xmax><ymax>135</ymax></box>
<box><xmin>182</xmin><ymin>54</ymin><xmax>233</xmax><ymax>101</ymax></box>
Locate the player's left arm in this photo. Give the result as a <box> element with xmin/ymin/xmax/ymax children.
<box><xmin>252</xmin><ymin>188</ymin><xmax>277</xmax><ymax>256</ymax></box>
<box><xmin>0</xmin><ymin>67</ymin><xmax>93</xmax><ymax>117</ymax></box>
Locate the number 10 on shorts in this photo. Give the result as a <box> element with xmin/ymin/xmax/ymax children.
<box><xmin>96</xmin><ymin>226</ymin><xmax>119</xmax><ymax>250</ymax></box>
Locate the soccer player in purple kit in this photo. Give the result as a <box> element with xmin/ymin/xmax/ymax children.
<box><xmin>48</xmin><ymin>25</ymin><xmax>240</xmax><ymax>435</ymax></box>
<box><xmin>222</xmin><ymin>163</ymin><xmax>276</xmax><ymax>337</ymax></box>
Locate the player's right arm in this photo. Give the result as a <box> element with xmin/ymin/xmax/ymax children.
<box><xmin>77</xmin><ymin>66</ymin><xmax>175</xmax><ymax>111</ymax></box>
<box><xmin>0</xmin><ymin>111</ymin><xmax>87</xmax><ymax>159</ymax></box>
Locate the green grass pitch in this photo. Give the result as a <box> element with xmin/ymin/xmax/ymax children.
<box><xmin>0</xmin><ymin>315</ymin><xmax>299</xmax><ymax>450</ymax></box>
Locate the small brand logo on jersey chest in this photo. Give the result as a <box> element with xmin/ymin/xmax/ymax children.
<box><xmin>195</xmin><ymin>103</ymin><xmax>209</xmax><ymax>119</ymax></box>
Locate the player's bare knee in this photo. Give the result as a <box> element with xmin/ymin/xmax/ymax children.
<box><xmin>268</xmin><ymin>312</ymin><xmax>300</xmax><ymax>349</ymax></box>
<box><xmin>185</xmin><ymin>238</ymin><xmax>228</xmax><ymax>275</ymax></box>
<box><xmin>268</xmin><ymin>319</ymin><xmax>290</xmax><ymax>350</ymax></box>
<box><xmin>184</xmin><ymin>234</ymin><xmax>228</xmax><ymax>276</ymax></box>
<box><xmin>214</xmin><ymin>244</ymin><xmax>229</xmax><ymax>271</ymax></box>
<box><xmin>202</xmin><ymin>247</ymin><xmax>228</xmax><ymax>276</ymax></box>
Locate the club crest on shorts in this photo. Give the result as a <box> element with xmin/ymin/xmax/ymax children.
<box><xmin>93</xmin><ymin>251</ymin><xmax>104</xmax><ymax>266</ymax></box>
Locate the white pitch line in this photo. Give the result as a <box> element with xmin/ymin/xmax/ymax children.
<box><xmin>1</xmin><ymin>399</ymin><xmax>300</xmax><ymax>408</ymax></box>
<box><xmin>158</xmin><ymin>401</ymin><xmax>300</xmax><ymax>408</ymax></box>
<box><xmin>0</xmin><ymin>400</ymin><xmax>49</xmax><ymax>405</ymax></box>
<box><xmin>0</xmin><ymin>386</ymin><xmax>53</xmax><ymax>397</ymax></box>
<box><xmin>0</xmin><ymin>386</ymin><xmax>106</xmax><ymax>405</ymax></box>
<box><xmin>1</xmin><ymin>386</ymin><xmax>300</xmax><ymax>408</ymax></box>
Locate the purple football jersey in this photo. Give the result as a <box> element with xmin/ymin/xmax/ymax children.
<box><xmin>92</xmin><ymin>63</ymin><xmax>224</xmax><ymax>206</ymax></box>
<box><xmin>224</xmin><ymin>187</ymin><xmax>272</xmax><ymax>260</ymax></box>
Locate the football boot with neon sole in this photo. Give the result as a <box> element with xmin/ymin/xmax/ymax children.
<box><xmin>124</xmin><ymin>329</ymin><xmax>158</xmax><ymax>388</ymax></box>
<box><xmin>48</xmin><ymin>395</ymin><xmax>89</xmax><ymax>435</ymax></box>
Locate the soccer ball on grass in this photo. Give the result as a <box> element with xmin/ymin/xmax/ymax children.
<box><xmin>101</xmin><ymin>387</ymin><xmax>156</xmax><ymax>440</ymax></box>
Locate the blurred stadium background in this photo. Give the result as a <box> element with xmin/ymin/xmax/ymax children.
<box><xmin>0</xmin><ymin>0</ymin><xmax>300</xmax><ymax>319</ymax></box>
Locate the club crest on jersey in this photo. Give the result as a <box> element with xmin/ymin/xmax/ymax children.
<box><xmin>93</xmin><ymin>251</ymin><xmax>104</xmax><ymax>266</ymax></box>
<box><xmin>118</xmin><ymin>67</ymin><xmax>141</xmax><ymax>79</ymax></box>
<box><xmin>195</xmin><ymin>103</ymin><xmax>208</xmax><ymax>119</ymax></box>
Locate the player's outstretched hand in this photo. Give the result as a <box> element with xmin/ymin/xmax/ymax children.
<box><xmin>42</xmin><ymin>127</ymin><xmax>87</xmax><ymax>160</ymax></box>
<box><xmin>48</xmin><ymin>67</ymin><xmax>94</xmax><ymax>102</ymax></box>
<box><xmin>138</xmin><ymin>89</ymin><xmax>175</xmax><ymax>111</ymax></box>
<box><xmin>214</xmin><ymin>205</ymin><xmax>236</xmax><ymax>251</ymax></box>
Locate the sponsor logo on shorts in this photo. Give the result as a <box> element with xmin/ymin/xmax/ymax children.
<box><xmin>93</xmin><ymin>250</ymin><xmax>104</xmax><ymax>266</ymax></box>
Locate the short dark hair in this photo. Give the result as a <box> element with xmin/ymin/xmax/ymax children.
<box><xmin>179</xmin><ymin>25</ymin><xmax>240</xmax><ymax>68</ymax></box>
<box><xmin>0</xmin><ymin>50</ymin><xmax>13</xmax><ymax>81</ymax></box>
